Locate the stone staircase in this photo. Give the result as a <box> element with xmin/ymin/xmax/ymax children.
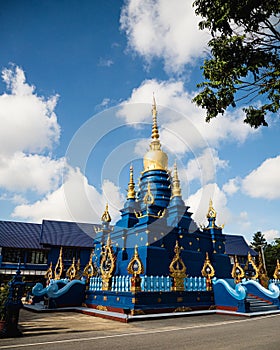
<box><xmin>246</xmin><ymin>294</ymin><xmax>279</xmax><ymax>312</ymax></box>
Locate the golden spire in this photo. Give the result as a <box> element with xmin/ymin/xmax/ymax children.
<box><xmin>207</xmin><ymin>198</ymin><xmax>216</xmax><ymax>219</ymax></box>
<box><xmin>172</xmin><ymin>162</ymin><xmax>182</xmax><ymax>197</ymax></box>
<box><xmin>101</xmin><ymin>203</ymin><xmax>111</xmax><ymax>223</ymax></box>
<box><xmin>151</xmin><ymin>94</ymin><xmax>159</xmax><ymax>140</ymax></box>
<box><xmin>127</xmin><ymin>164</ymin><xmax>136</xmax><ymax>200</ymax></box>
<box><xmin>143</xmin><ymin>95</ymin><xmax>168</xmax><ymax>172</ymax></box>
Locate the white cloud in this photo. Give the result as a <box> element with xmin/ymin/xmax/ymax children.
<box><xmin>262</xmin><ymin>229</ymin><xmax>280</xmax><ymax>243</ymax></box>
<box><xmin>186</xmin><ymin>183</ymin><xmax>230</xmax><ymax>227</ymax></box>
<box><xmin>13</xmin><ymin>167</ymin><xmax>124</xmax><ymax>224</ymax></box>
<box><xmin>118</xmin><ymin>79</ymin><xmax>258</xmax><ymax>156</ymax></box>
<box><xmin>242</xmin><ymin>155</ymin><xmax>280</xmax><ymax>199</ymax></box>
<box><xmin>0</xmin><ymin>152</ymin><xmax>65</xmax><ymax>194</ymax></box>
<box><xmin>183</xmin><ymin>148</ymin><xmax>228</xmax><ymax>184</ymax></box>
<box><xmin>223</xmin><ymin>178</ymin><xmax>240</xmax><ymax>196</ymax></box>
<box><xmin>0</xmin><ymin>65</ymin><xmax>60</xmax><ymax>155</ymax></box>
<box><xmin>120</xmin><ymin>0</ymin><xmax>209</xmax><ymax>73</ymax></box>
<box><xmin>98</xmin><ymin>58</ymin><xmax>114</xmax><ymax>67</ymax></box>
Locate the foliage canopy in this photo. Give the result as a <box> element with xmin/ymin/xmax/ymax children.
<box><xmin>193</xmin><ymin>0</ymin><xmax>280</xmax><ymax>128</ymax></box>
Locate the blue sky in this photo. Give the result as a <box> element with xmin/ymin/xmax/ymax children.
<box><xmin>0</xmin><ymin>0</ymin><xmax>279</xmax><ymax>244</ymax></box>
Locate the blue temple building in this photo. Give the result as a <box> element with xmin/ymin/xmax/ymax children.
<box><xmin>93</xmin><ymin>98</ymin><xmax>233</xmax><ymax>280</ymax></box>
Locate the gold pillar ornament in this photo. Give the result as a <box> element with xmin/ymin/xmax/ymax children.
<box><xmin>54</xmin><ymin>247</ymin><xmax>64</xmax><ymax>280</ymax></box>
<box><xmin>66</xmin><ymin>257</ymin><xmax>76</xmax><ymax>280</ymax></box>
<box><xmin>83</xmin><ymin>249</ymin><xmax>97</xmax><ymax>281</ymax></box>
<box><xmin>169</xmin><ymin>240</ymin><xmax>187</xmax><ymax>291</ymax></box>
<box><xmin>44</xmin><ymin>262</ymin><xmax>53</xmax><ymax>285</ymax></box>
<box><xmin>244</xmin><ymin>252</ymin><xmax>258</xmax><ymax>280</ymax></box>
<box><xmin>100</xmin><ymin>234</ymin><xmax>116</xmax><ymax>290</ymax></box>
<box><xmin>257</xmin><ymin>250</ymin><xmax>269</xmax><ymax>288</ymax></box>
<box><xmin>273</xmin><ymin>259</ymin><xmax>280</xmax><ymax>279</ymax></box>
<box><xmin>127</xmin><ymin>246</ymin><xmax>144</xmax><ymax>292</ymax></box>
<box><xmin>201</xmin><ymin>252</ymin><xmax>215</xmax><ymax>291</ymax></box>
<box><xmin>231</xmin><ymin>255</ymin><xmax>245</xmax><ymax>284</ymax></box>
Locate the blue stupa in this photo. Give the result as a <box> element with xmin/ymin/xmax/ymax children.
<box><xmin>93</xmin><ymin>97</ymin><xmax>232</xmax><ymax>279</ymax></box>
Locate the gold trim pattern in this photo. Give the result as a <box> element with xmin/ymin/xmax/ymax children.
<box><xmin>44</xmin><ymin>262</ymin><xmax>53</xmax><ymax>284</ymax></box>
<box><xmin>273</xmin><ymin>259</ymin><xmax>280</xmax><ymax>279</ymax></box>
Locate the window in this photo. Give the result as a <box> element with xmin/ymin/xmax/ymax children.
<box><xmin>2</xmin><ymin>248</ymin><xmax>23</xmax><ymax>263</ymax></box>
<box><xmin>26</xmin><ymin>250</ymin><xmax>48</xmax><ymax>264</ymax></box>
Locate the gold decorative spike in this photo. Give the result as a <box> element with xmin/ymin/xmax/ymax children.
<box><xmin>169</xmin><ymin>241</ymin><xmax>187</xmax><ymax>291</ymax></box>
<box><xmin>101</xmin><ymin>203</ymin><xmax>111</xmax><ymax>223</ymax></box>
<box><xmin>231</xmin><ymin>255</ymin><xmax>245</xmax><ymax>284</ymax></box>
<box><xmin>143</xmin><ymin>182</ymin><xmax>154</xmax><ymax>205</ymax></box>
<box><xmin>44</xmin><ymin>262</ymin><xmax>53</xmax><ymax>284</ymax></box>
<box><xmin>244</xmin><ymin>252</ymin><xmax>258</xmax><ymax>280</ymax></box>
<box><xmin>172</xmin><ymin>162</ymin><xmax>182</xmax><ymax>197</ymax></box>
<box><xmin>201</xmin><ymin>252</ymin><xmax>215</xmax><ymax>291</ymax></box>
<box><xmin>54</xmin><ymin>247</ymin><xmax>64</xmax><ymax>280</ymax></box>
<box><xmin>151</xmin><ymin>93</ymin><xmax>159</xmax><ymax>140</ymax></box>
<box><xmin>127</xmin><ymin>164</ymin><xmax>136</xmax><ymax>199</ymax></box>
<box><xmin>66</xmin><ymin>257</ymin><xmax>76</xmax><ymax>280</ymax></box>
<box><xmin>100</xmin><ymin>234</ymin><xmax>116</xmax><ymax>290</ymax></box>
<box><xmin>273</xmin><ymin>259</ymin><xmax>280</xmax><ymax>279</ymax></box>
<box><xmin>207</xmin><ymin>199</ymin><xmax>216</xmax><ymax>219</ymax></box>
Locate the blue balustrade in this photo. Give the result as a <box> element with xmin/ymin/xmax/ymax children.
<box><xmin>89</xmin><ymin>275</ymin><xmax>207</xmax><ymax>292</ymax></box>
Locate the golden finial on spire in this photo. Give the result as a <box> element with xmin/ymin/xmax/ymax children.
<box><xmin>151</xmin><ymin>93</ymin><xmax>159</xmax><ymax>140</ymax></box>
<box><xmin>172</xmin><ymin>161</ymin><xmax>182</xmax><ymax>197</ymax></box>
<box><xmin>127</xmin><ymin>164</ymin><xmax>136</xmax><ymax>200</ymax></box>
<box><xmin>207</xmin><ymin>198</ymin><xmax>216</xmax><ymax>219</ymax></box>
<box><xmin>101</xmin><ymin>203</ymin><xmax>111</xmax><ymax>223</ymax></box>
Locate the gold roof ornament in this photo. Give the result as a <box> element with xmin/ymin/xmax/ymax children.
<box><xmin>101</xmin><ymin>203</ymin><xmax>111</xmax><ymax>223</ymax></box>
<box><xmin>127</xmin><ymin>164</ymin><xmax>136</xmax><ymax>200</ymax></box>
<box><xmin>172</xmin><ymin>162</ymin><xmax>182</xmax><ymax>198</ymax></box>
<box><xmin>143</xmin><ymin>95</ymin><xmax>168</xmax><ymax>172</ymax></box>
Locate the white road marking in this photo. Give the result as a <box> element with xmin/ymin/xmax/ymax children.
<box><xmin>1</xmin><ymin>313</ymin><xmax>279</xmax><ymax>349</ymax></box>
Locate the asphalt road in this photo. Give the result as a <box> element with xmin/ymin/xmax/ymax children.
<box><xmin>0</xmin><ymin>310</ymin><xmax>279</xmax><ymax>350</ymax></box>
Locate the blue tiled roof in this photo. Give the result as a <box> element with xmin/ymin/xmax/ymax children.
<box><xmin>40</xmin><ymin>220</ymin><xmax>99</xmax><ymax>247</ymax></box>
<box><xmin>224</xmin><ymin>234</ymin><xmax>258</xmax><ymax>256</ymax></box>
<box><xmin>0</xmin><ymin>220</ymin><xmax>42</xmax><ymax>249</ymax></box>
